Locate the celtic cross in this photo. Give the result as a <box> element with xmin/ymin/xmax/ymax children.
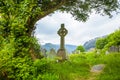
<box><xmin>57</xmin><ymin>24</ymin><xmax>68</xmax><ymax>49</ymax></box>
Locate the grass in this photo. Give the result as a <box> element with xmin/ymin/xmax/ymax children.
<box><xmin>1</xmin><ymin>51</ymin><xmax>119</xmax><ymax>80</ymax></box>
<box><xmin>97</xmin><ymin>53</ymin><xmax>120</xmax><ymax>80</ymax></box>
<box><xmin>49</xmin><ymin>52</ymin><xmax>120</xmax><ymax>80</ymax></box>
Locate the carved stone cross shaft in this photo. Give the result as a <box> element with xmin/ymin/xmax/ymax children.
<box><xmin>57</xmin><ymin>24</ymin><xmax>68</xmax><ymax>49</ymax></box>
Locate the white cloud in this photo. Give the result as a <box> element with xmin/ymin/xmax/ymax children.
<box><xmin>35</xmin><ymin>12</ymin><xmax>120</xmax><ymax>45</ymax></box>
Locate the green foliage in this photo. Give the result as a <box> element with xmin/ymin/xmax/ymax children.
<box><xmin>33</xmin><ymin>58</ymin><xmax>59</xmax><ymax>80</ymax></box>
<box><xmin>0</xmin><ymin>0</ymin><xmax>120</xmax><ymax>57</ymax></box>
<box><xmin>49</xmin><ymin>52</ymin><xmax>120</xmax><ymax>80</ymax></box>
<box><xmin>30</xmin><ymin>37</ymin><xmax>42</xmax><ymax>58</ymax></box>
<box><xmin>109</xmin><ymin>29</ymin><xmax>120</xmax><ymax>46</ymax></box>
<box><xmin>96</xmin><ymin>37</ymin><xmax>108</xmax><ymax>49</ymax></box>
<box><xmin>0</xmin><ymin>0</ymin><xmax>120</xmax><ymax>80</ymax></box>
<box><xmin>51</xmin><ymin>56</ymin><xmax>90</xmax><ymax>80</ymax></box>
<box><xmin>0</xmin><ymin>50</ymin><xmax>58</xmax><ymax>80</ymax></box>
<box><xmin>60</xmin><ymin>0</ymin><xmax>120</xmax><ymax>21</ymax></box>
<box><xmin>95</xmin><ymin>29</ymin><xmax>120</xmax><ymax>52</ymax></box>
<box><xmin>76</xmin><ymin>45</ymin><xmax>85</xmax><ymax>52</ymax></box>
<box><xmin>104</xmin><ymin>29</ymin><xmax>120</xmax><ymax>51</ymax></box>
<box><xmin>34</xmin><ymin>58</ymin><xmax>50</xmax><ymax>74</ymax></box>
<box><xmin>0</xmin><ymin>0</ymin><xmax>42</xmax><ymax>58</ymax></box>
<box><xmin>71</xmin><ymin>52</ymin><xmax>120</xmax><ymax>80</ymax></box>
<box><xmin>0</xmin><ymin>37</ymin><xmax>43</xmax><ymax>80</ymax></box>
<box><xmin>0</xmin><ymin>42</ymin><xmax>120</xmax><ymax>80</ymax></box>
<box><xmin>0</xmin><ymin>48</ymin><xmax>34</xmax><ymax>79</ymax></box>
<box><xmin>0</xmin><ymin>40</ymin><xmax>34</xmax><ymax>79</ymax></box>
<box><xmin>97</xmin><ymin>53</ymin><xmax>120</xmax><ymax>80</ymax></box>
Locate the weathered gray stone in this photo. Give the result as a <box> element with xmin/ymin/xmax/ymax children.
<box><xmin>105</xmin><ymin>51</ymin><xmax>109</xmax><ymax>55</ymax></box>
<box><xmin>57</xmin><ymin>49</ymin><xmax>66</xmax><ymax>60</ymax></box>
<box><xmin>57</xmin><ymin>24</ymin><xmax>68</xmax><ymax>61</ymax></box>
<box><xmin>109</xmin><ymin>46</ymin><xmax>120</xmax><ymax>52</ymax></box>
<box><xmin>91</xmin><ymin>64</ymin><xmax>105</xmax><ymax>72</ymax></box>
<box><xmin>48</xmin><ymin>48</ymin><xmax>56</xmax><ymax>59</ymax></box>
<box><xmin>41</xmin><ymin>48</ymin><xmax>47</xmax><ymax>57</ymax></box>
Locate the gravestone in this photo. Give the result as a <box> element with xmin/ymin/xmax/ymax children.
<box><xmin>105</xmin><ymin>51</ymin><xmax>109</xmax><ymax>55</ymax></box>
<box><xmin>41</xmin><ymin>48</ymin><xmax>47</xmax><ymax>57</ymax></box>
<box><xmin>76</xmin><ymin>50</ymin><xmax>81</xmax><ymax>54</ymax></box>
<box><xmin>57</xmin><ymin>24</ymin><xmax>68</xmax><ymax>61</ymax></box>
<box><xmin>109</xmin><ymin>46</ymin><xmax>120</xmax><ymax>52</ymax></box>
<box><xmin>49</xmin><ymin>48</ymin><xmax>56</xmax><ymax>59</ymax></box>
<box><xmin>91</xmin><ymin>64</ymin><xmax>105</xmax><ymax>72</ymax></box>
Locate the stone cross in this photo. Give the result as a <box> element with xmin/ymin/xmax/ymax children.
<box><xmin>57</xmin><ymin>24</ymin><xmax>68</xmax><ymax>49</ymax></box>
<box><xmin>57</xmin><ymin>24</ymin><xmax>68</xmax><ymax>61</ymax></box>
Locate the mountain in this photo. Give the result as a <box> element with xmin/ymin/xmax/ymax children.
<box><xmin>41</xmin><ymin>43</ymin><xmax>77</xmax><ymax>53</ymax></box>
<box><xmin>83</xmin><ymin>35</ymin><xmax>107</xmax><ymax>51</ymax></box>
<box><xmin>83</xmin><ymin>38</ymin><xmax>98</xmax><ymax>51</ymax></box>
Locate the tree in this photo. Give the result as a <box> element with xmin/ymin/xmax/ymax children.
<box><xmin>104</xmin><ymin>29</ymin><xmax>120</xmax><ymax>52</ymax></box>
<box><xmin>97</xmin><ymin>29</ymin><xmax>120</xmax><ymax>52</ymax></box>
<box><xmin>76</xmin><ymin>45</ymin><xmax>85</xmax><ymax>52</ymax></box>
<box><xmin>0</xmin><ymin>0</ymin><xmax>120</xmax><ymax>59</ymax></box>
<box><xmin>0</xmin><ymin>1</ymin><xmax>120</xmax><ymax>79</ymax></box>
<box><xmin>111</xmin><ymin>29</ymin><xmax>120</xmax><ymax>47</ymax></box>
<box><xmin>96</xmin><ymin>37</ymin><xmax>108</xmax><ymax>49</ymax></box>
<box><xmin>0</xmin><ymin>0</ymin><xmax>120</xmax><ymax>35</ymax></box>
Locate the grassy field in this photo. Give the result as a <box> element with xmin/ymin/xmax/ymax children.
<box><xmin>48</xmin><ymin>52</ymin><xmax>120</xmax><ymax>80</ymax></box>
<box><xmin>1</xmin><ymin>52</ymin><xmax>119</xmax><ymax>80</ymax></box>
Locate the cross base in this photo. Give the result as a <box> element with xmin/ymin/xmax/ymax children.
<box><xmin>57</xmin><ymin>49</ymin><xmax>67</xmax><ymax>61</ymax></box>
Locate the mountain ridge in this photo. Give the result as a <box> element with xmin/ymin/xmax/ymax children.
<box><xmin>83</xmin><ymin>35</ymin><xmax>107</xmax><ymax>51</ymax></box>
<box><xmin>41</xmin><ymin>43</ymin><xmax>77</xmax><ymax>53</ymax></box>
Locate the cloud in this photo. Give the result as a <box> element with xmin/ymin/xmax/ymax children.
<box><xmin>35</xmin><ymin>12</ymin><xmax>120</xmax><ymax>45</ymax></box>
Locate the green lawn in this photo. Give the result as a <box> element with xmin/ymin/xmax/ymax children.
<box><xmin>49</xmin><ymin>52</ymin><xmax>120</xmax><ymax>80</ymax></box>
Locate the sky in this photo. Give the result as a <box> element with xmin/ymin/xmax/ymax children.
<box><xmin>35</xmin><ymin>12</ymin><xmax>120</xmax><ymax>46</ymax></box>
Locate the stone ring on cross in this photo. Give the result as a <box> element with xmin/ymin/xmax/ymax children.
<box><xmin>57</xmin><ymin>24</ymin><xmax>68</xmax><ymax>37</ymax></box>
